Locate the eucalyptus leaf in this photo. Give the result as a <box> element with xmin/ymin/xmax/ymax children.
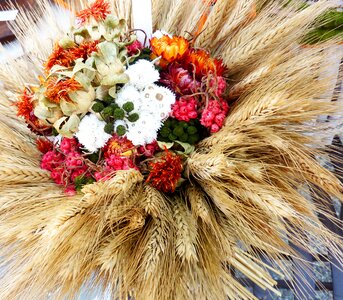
<box><xmin>105</xmin><ymin>15</ymin><xmax>119</xmax><ymax>29</ymax></box>
<box><xmin>74</xmin><ymin>27</ymin><xmax>90</xmax><ymax>38</ymax></box>
<box><xmin>34</xmin><ymin>104</ymin><xmax>53</xmax><ymax>120</ymax></box>
<box><xmin>73</xmin><ymin>59</ymin><xmax>96</xmax><ymax>74</ymax></box>
<box><xmin>49</xmin><ymin>65</ymin><xmax>70</xmax><ymax>75</ymax></box>
<box><xmin>74</xmin><ymin>72</ymin><xmax>93</xmax><ymax>89</ymax></box>
<box><xmin>94</xmin><ymin>57</ymin><xmax>110</xmax><ymax>76</ymax></box>
<box><xmin>69</xmin><ymin>88</ymin><xmax>96</xmax><ymax>114</ymax></box>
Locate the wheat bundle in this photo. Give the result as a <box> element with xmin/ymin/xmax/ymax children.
<box><xmin>0</xmin><ymin>0</ymin><xmax>342</xmax><ymax>299</ymax></box>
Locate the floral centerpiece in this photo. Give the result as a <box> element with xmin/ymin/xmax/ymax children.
<box><xmin>17</xmin><ymin>1</ymin><xmax>230</xmax><ymax>195</ymax></box>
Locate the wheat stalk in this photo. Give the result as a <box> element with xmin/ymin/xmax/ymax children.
<box><xmin>213</xmin><ymin>0</ymin><xmax>255</xmax><ymax>45</ymax></box>
<box><xmin>162</xmin><ymin>0</ymin><xmax>188</xmax><ymax>33</ymax></box>
<box><xmin>195</xmin><ymin>0</ymin><xmax>234</xmax><ymax>49</ymax></box>
<box><xmin>141</xmin><ymin>185</ymin><xmax>170</xmax><ymax>218</ymax></box>
<box><xmin>173</xmin><ymin>197</ymin><xmax>198</xmax><ymax>262</ymax></box>
<box><xmin>186</xmin><ymin>185</ymin><xmax>212</xmax><ymax>224</ymax></box>
<box><xmin>223</xmin><ymin>1</ymin><xmax>334</xmax><ymax>74</ymax></box>
<box><xmin>0</xmin><ymin>166</ymin><xmax>50</xmax><ymax>184</ymax></box>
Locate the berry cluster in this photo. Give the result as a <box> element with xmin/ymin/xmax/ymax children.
<box><xmin>41</xmin><ymin>138</ymin><xmax>93</xmax><ymax>194</ymax></box>
<box><xmin>172</xmin><ymin>97</ymin><xmax>198</xmax><ymax>122</ymax></box>
<box><xmin>92</xmin><ymin>96</ymin><xmax>139</xmax><ymax>137</ymax></box>
<box><xmin>158</xmin><ymin>118</ymin><xmax>203</xmax><ymax>145</ymax></box>
<box><xmin>200</xmin><ymin>100</ymin><xmax>229</xmax><ymax>133</ymax></box>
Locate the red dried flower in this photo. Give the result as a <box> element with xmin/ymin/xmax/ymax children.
<box><xmin>45</xmin><ymin>41</ymin><xmax>99</xmax><ymax>73</ymax></box>
<box><xmin>76</xmin><ymin>0</ymin><xmax>111</xmax><ymax>24</ymax></box>
<box><xmin>45</xmin><ymin>77</ymin><xmax>82</xmax><ymax>104</ymax></box>
<box><xmin>146</xmin><ymin>149</ymin><xmax>183</xmax><ymax>193</ymax></box>
<box><xmin>103</xmin><ymin>135</ymin><xmax>135</xmax><ymax>158</ymax></box>
<box><xmin>182</xmin><ymin>48</ymin><xmax>226</xmax><ymax>77</ymax></box>
<box><xmin>36</xmin><ymin>138</ymin><xmax>54</xmax><ymax>154</ymax></box>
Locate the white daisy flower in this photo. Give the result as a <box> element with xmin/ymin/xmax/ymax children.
<box><xmin>125</xmin><ymin>60</ymin><xmax>160</xmax><ymax>90</ymax></box>
<box><xmin>116</xmin><ymin>84</ymin><xmax>142</xmax><ymax>109</ymax></box>
<box><xmin>126</xmin><ymin>111</ymin><xmax>162</xmax><ymax>146</ymax></box>
<box><xmin>75</xmin><ymin>114</ymin><xmax>111</xmax><ymax>153</ymax></box>
<box><xmin>142</xmin><ymin>84</ymin><xmax>176</xmax><ymax>119</ymax></box>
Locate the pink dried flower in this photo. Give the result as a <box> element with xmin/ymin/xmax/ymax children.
<box><xmin>138</xmin><ymin>141</ymin><xmax>159</xmax><ymax>157</ymax></box>
<box><xmin>105</xmin><ymin>154</ymin><xmax>136</xmax><ymax>171</ymax></box>
<box><xmin>127</xmin><ymin>40</ymin><xmax>143</xmax><ymax>56</ymax></box>
<box><xmin>65</xmin><ymin>185</ymin><xmax>77</xmax><ymax>196</ymax></box>
<box><xmin>65</xmin><ymin>151</ymin><xmax>84</xmax><ymax>168</ymax></box>
<box><xmin>60</xmin><ymin>138</ymin><xmax>79</xmax><ymax>155</ymax></box>
<box><xmin>200</xmin><ymin>99</ymin><xmax>229</xmax><ymax>133</ymax></box>
<box><xmin>71</xmin><ymin>168</ymin><xmax>88</xmax><ymax>181</ymax></box>
<box><xmin>51</xmin><ymin>167</ymin><xmax>65</xmax><ymax>185</ymax></box>
<box><xmin>172</xmin><ymin>97</ymin><xmax>198</xmax><ymax>122</ymax></box>
<box><xmin>41</xmin><ymin>151</ymin><xmax>63</xmax><ymax>171</ymax></box>
<box><xmin>211</xmin><ymin>76</ymin><xmax>226</xmax><ymax>97</ymax></box>
<box><xmin>160</xmin><ymin>63</ymin><xmax>199</xmax><ymax>95</ymax></box>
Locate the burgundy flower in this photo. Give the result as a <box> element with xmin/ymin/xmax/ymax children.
<box><xmin>160</xmin><ymin>63</ymin><xmax>199</xmax><ymax>96</ymax></box>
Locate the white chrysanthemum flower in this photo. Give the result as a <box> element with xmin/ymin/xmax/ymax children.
<box><xmin>75</xmin><ymin>114</ymin><xmax>111</xmax><ymax>153</ymax></box>
<box><xmin>126</xmin><ymin>111</ymin><xmax>162</xmax><ymax>146</ymax></box>
<box><xmin>142</xmin><ymin>84</ymin><xmax>176</xmax><ymax>119</ymax></box>
<box><xmin>116</xmin><ymin>84</ymin><xmax>143</xmax><ymax>110</ymax></box>
<box><xmin>152</xmin><ymin>30</ymin><xmax>172</xmax><ymax>38</ymax></box>
<box><xmin>125</xmin><ymin>60</ymin><xmax>160</xmax><ymax>90</ymax></box>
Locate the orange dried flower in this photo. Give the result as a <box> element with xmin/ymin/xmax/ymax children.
<box><xmin>15</xmin><ymin>89</ymin><xmax>35</xmax><ymax>121</ymax></box>
<box><xmin>45</xmin><ymin>44</ymin><xmax>75</xmax><ymax>73</ymax></box>
<box><xmin>15</xmin><ymin>89</ymin><xmax>50</xmax><ymax>133</ymax></box>
<box><xmin>150</xmin><ymin>35</ymin><xmax>190</xmax><ymax>63</ymax></box>
<box><xmin>45</xmin><ymin>77</ymin><xmax>82</xmax><ymax>104</ymax></box>
<box><xmin>76</xmin><ymin>0</ymin><xmax>110</xmax><ymax>24</ymax></box>
<box><xmin>183</xmin><ymin>48</ymin><xmax>226</xmax><ymax>77</ymax></box>
<box><xmin>45</xmin><ymin>41</ymin><xmax>99</xmax><ymax>73</ymax></box>
<box><xmin>73</xmin><ymin>40</ymin><xmax>99</xmax><ymax>60</ymax></box>
<box><xmin>146</xmin><ymin>149</ymin><xmax>183</xmax><ymax>193</ymax></box>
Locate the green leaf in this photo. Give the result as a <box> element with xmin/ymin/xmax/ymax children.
<box><xmin>157</xmin><ymin>141</ymin><xmax>174</xmax><ymax>150</ymax></box>
<box><xmin>58</xmin><ymin>36</ymin><xmax>75</xmax><ymax>49</ymax></box>
<box><xmin>105</xmin><ymin>15</ymin><xmax>120</xmax><ymax>29</ymax></box>
<box><xmin>109</xmin><ymin>86</ymin><xmax>117</xmax><ymax>98</ymax></box>
<box><xmin>98</xmin><ymin>41</ymin><xmax>119</xmax><ymax>64</ymax></box>
<box><xmin>175</xmin><ymin>141</ymin><xmax>195</xmax><ymax>155</ymax></box>
<box><xmin>53</xmin><ymin>114</ymin><xmax>80</xmax><ymax>138</ymax></box>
